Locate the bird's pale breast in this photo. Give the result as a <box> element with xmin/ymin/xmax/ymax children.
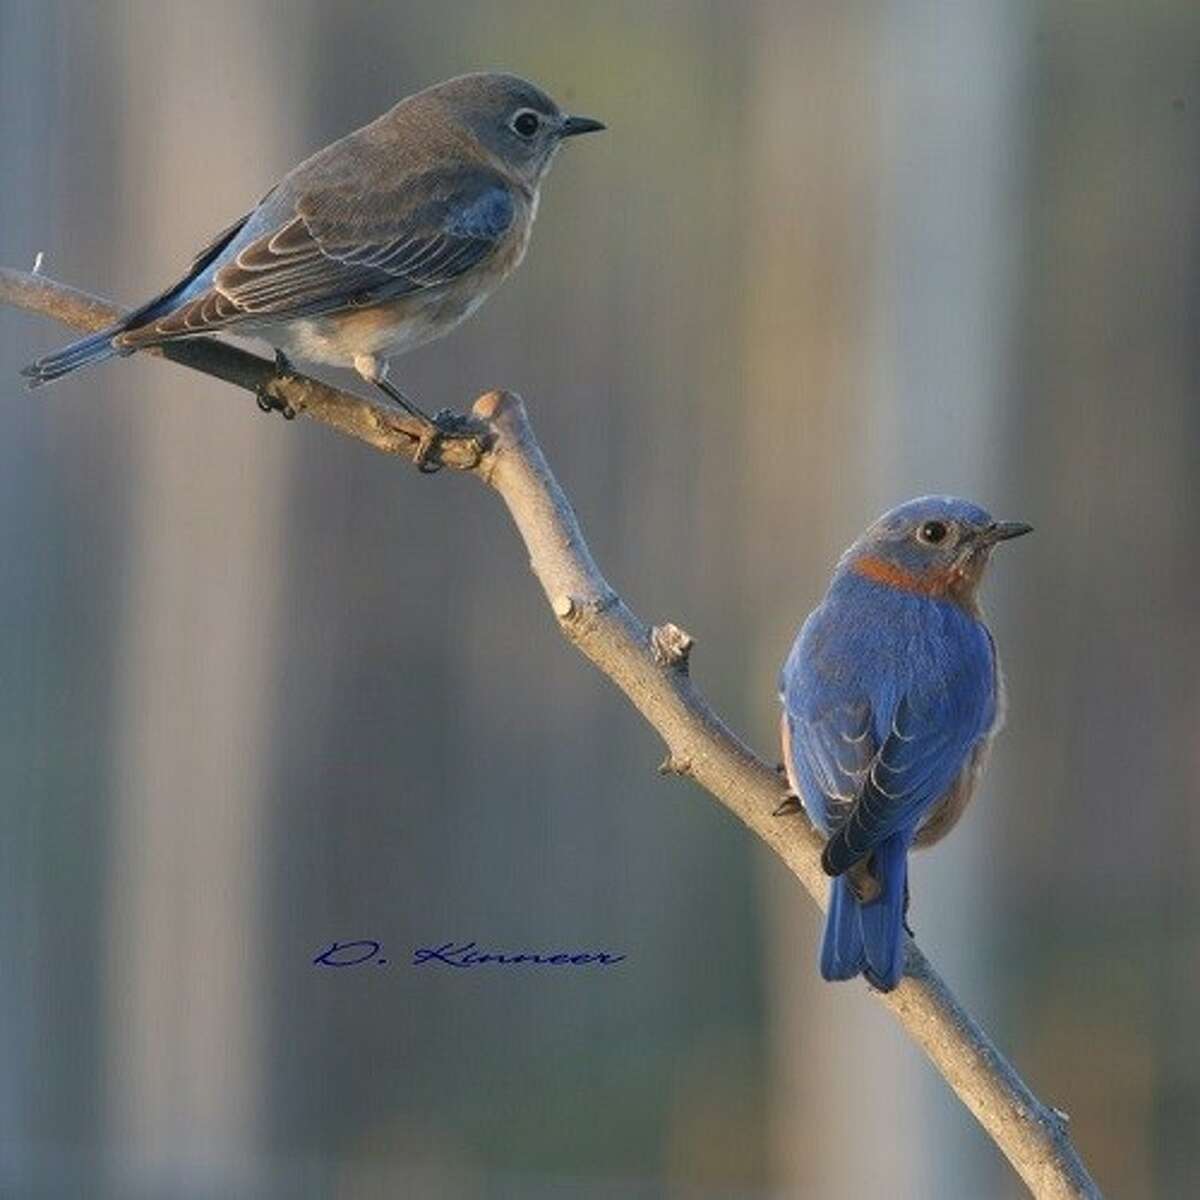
<box><xmin>272</xmin><ymin>193</ymin><xmax>535</xmax><ymax>369</ymax></box>
<box><xmin>913</xmin><ymin>657</ymin><xmax>1005</xmax><ymax>849</ymax></box>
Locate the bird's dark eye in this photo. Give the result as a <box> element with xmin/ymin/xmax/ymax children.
<box><xmin>917</xmin><ymin>520</ymin><xmax>949</xmax><ymax>545</ymax></box>
<box><xmin>511</xmin><ymin>110</ymin><xmax>540</xmax><ymax>138</ymax></box>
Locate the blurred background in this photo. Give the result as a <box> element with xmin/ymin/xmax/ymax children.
<box><xmin>0</xmin><ymin>1</ymin><xmax>1196</xmax><ymax>1196</ymax></box>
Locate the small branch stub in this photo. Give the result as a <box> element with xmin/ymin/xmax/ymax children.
<box><xmin>552</xmin><ymin>593</ymin><xmax>578</xmax><ymax>621</ymax></box>
<box><xmin>650</xmin><ymin>622</ymin><xmax>694</xmax><ymax>669</ymax></box>
<box><xmin>658</xmin><ymin>753</ymin><xmax>693</xmax><ymax>777</ymax></box>
<box><xmin>471</xmin><ymin>388</ymin><xmax>513</xmax><ymax>423</ymax></box>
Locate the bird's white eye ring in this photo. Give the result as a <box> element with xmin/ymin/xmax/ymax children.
<box><xmin>510</xmin><ymin>109</ymin><xmax>541</xmax><ymax>138</ymax></box>
<box><xmin>916</xmin><ymin>520</ymin><xmax>950</xmax><ymax>545</ymax></box>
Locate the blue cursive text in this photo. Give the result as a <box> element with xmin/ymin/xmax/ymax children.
<box><xmin>312</xmin><ymin>939</ymin><xmax>626</xmax><ymax>970</ymax></box>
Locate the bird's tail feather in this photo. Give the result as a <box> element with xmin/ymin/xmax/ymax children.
<box><xmin>21</xmin><ymin>324</ymin><xmax>124</xmax><ymax>387</ymax></box>
<box><xmin>819</xmin><ymin>831</ymin><xmax>910</xmax><ymax>991</ymax></box>
<box><xmin>858</xmin><ymin>832</ymin><xmax>909</xmax><ymax>990</ymax></box>
<box><xmin>820</xmin><ymin>874</ymin><xmax>866</xmax><ymax>982</ymax></box>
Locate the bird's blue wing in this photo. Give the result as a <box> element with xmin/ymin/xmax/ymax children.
<box><xmin>780</xmin><ymin>596</ymin><xmax>996</xmax><ymax>875</ymax></box>
<box><xmin>779</xmin><ymin>611</ymin><xmax>880</xmax><ymax>836</ymax></box>
<box><xmin>820</xmin><ymin>656</ymin><xmax>995</xmax><ymax>875</ymax></box>
<box><xmin>781</xmin><ymin>697</ymin><xmax>876</xmax><ymax>836</ymax></box>
<box><xmin>118</xmin><ymin>166</ymin><xmax>515</xmax><ymax>343</ymax></box>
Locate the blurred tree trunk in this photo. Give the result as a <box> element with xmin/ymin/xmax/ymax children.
<box><xmin>101</xmin><ymin>5</ymin><xmax>298</xmax><ymax>1192</ymax></box>
<box><xmin>873</xmin><ymin>2</ymin><xmax>1030</xmax><ymax>1194</ymax></box>
<box><xmin>742</xmin><ymin>2</ymin><xmax>1028</xmax><ymax>1194</ymax></box>
<box><xmin>1005</xmin><ymin>6</ymin><xmax>1200</xmax><ymax>1195</ymax></box>
<box><xmin>738</xmin><ymin>4</ymin><xmax>917</xmax><ymax>1194</ymax></box>
<box><xmin>0</xmin><ymin>5</ymin><xmax>128</xmax><ymax>1193</ymax></box>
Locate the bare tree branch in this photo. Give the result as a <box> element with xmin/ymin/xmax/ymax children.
<box><xmin>0</xmin><ymin>266</ymin><xmax>490</xmax><ymax>470</ymax></box>
<box><xmin>1</xmin><ymin>266</ymin><xmax>1102</xmax><ymax>1200</ymax></box>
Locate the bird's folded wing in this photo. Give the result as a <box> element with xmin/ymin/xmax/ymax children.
<box><xmin>783</xmin><ymin>700</ymin><xmax>876</xmax><ymax>834</ymax></box>
<box><xmin>120</xmin><ymin>167</ymin><xmax>515</xmax><ymax>342</ymax></box>
<box><xmin>818</xmin><ymin>676</ymin><xmax>989</xmax><ymax>875</ymax></box>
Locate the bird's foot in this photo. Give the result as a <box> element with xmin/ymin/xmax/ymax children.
<box><xmin>371</xmin><ymin>378</ymin><xmax>484</xmax><ymax>472</ymax></box>
<box><xmin>255</xmin><ymin>349</ymin><xmax>297</xmax><ymax>419</ymax></box>
<box><xmin>371</xmin><ymin>379</ymin><xmax>450</xmax><ymax>472</ymax></box>
<box><xmin>772</xmin><ymin>791</ymin><xmax>802</xmax><ymax>817</ymax></box>
<box><xmin>414</xmin><ymin>408</ymin><xmax>486</xmax><ymax>473</ymax></box>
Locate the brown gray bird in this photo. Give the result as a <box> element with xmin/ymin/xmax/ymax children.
<box><xmin>24</xmin><ymin>72</ymin><xmax>603</xmax><ymax>439</ymax></box>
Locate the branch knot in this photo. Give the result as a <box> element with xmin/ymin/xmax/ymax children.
<box><xmin>658</xmin><ymin>753</ymin><xmax>693</xmax><ymax>777</ymax></box>
<box><xmin>552</xmin><ymin>593</ymin><xmax>579</xmax><ymax>621</ymax></box>
<box><xmin>650</xmin><ymin>622</ymin><xmax>694</xmax><ymax>670</ymax></box>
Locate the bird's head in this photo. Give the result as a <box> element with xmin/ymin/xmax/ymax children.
<box><xmin>839</xmin><ymin>496</ymin><xmax>1032</xmax><ymax>608</ymax></box>
<box><xmin>423</xmin><ymin>72</ymin><xmax>604</xmax><ymax>189</ymax></box>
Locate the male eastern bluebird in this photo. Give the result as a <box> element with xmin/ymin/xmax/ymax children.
<box><xmin>22</xmin><ymin>72</ymin><xmax>603</xmax><ymax>456</ymax></box>
<box><xmin>778</xmin><ymin>496</ymin><xmax>1031</xmax><ymax>991</ymax></box>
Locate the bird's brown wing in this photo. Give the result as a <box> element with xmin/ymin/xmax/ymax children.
<box><xmin>118</xmin><ymin>166</ymin><xmax>515</xmax><ymax>346</ymax></box>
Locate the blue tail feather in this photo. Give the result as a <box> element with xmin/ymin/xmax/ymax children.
<box><xmin>819</xmin><ymin>831</ymin><xmax>910</xmax><ymax>991</ymax></box>
<box><xmin>20</xmin><ymin>265</ymin><xmax>208</xmax><ymax>388</ymax></box>
<box><xmin>858</xmin><ymin>833</ymin><xmax>909</xmax><ymax>990</ymax></box>
<box><xmin>21</xmin><ymin>209</ymin><xmax>250</xmax><ymax>389</ymax></box>
<box><xmin>820</xmin><ymin>874</ymin><xmax>866</xmax><ymax>981</ymax></box>
<box><xmin>22</xmin><ymin>325</ymin><xmax>123</xmax><ymax>386</ymax></box>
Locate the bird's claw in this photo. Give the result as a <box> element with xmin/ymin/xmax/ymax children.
<box><xmin>772</xmin><ymin>792</ymin><xmax>802</xmax><ymax>817</ymax></box>
<box><xmin>255</xmin><ymin>391</ymin><xmax>296</xmax><ymax>420</ymax></box>
<box><xmin>410</xmin><ymin>409</ymin><xmax>484</xmax><ymax>473</ymax></box>
<box><xmin>255</xmin><ymin>349</ymin><xmax>296</xmax><ymax>419</ymax></box>
<box><xmin>411</xmin><ymin>422</ymin><xmax>443</xmax><ymax>473</ymax></box>
<box><xmin>369</xmin><ymin>380</ymin><xmax>480</xmax><ymax>472</ymax></box>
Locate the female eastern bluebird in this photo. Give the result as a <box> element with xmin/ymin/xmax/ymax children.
<box><xmin>23</xmin><ymin>72</ymin><xmax>603</xmax><ymax>442</ymax></box>
<box><xmin>778</xmin><ymin>496</ymin><xmax>1031</xmax><ymax>991</ymax></box>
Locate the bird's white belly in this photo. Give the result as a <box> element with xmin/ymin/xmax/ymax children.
<box><xmin>269</xmin><ymin>280</ymin><xmax>494</xmax><ymax>369</ymax></box>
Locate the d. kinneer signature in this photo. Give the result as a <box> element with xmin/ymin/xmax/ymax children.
<box><xmin>313</xmin><ymin>939</ymin><xmax>627</xmax><ymax>969</ymax></box>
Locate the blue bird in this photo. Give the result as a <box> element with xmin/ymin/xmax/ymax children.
<box><xmin>22</xmin><ymin>72</ymin><xmax>603</xmax><ymax>460</ymax></box>
<box><xmin>778</xmin><ymin>497</ymin><xmax>1031</xmax><ymax>991</ymax></box>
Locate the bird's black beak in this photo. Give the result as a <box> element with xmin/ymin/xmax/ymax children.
<box><xmin>981</xmin><ymin>520</ymin><xmax>1034</xmax><ymax>544</ymax></box>
<box><xmin>559</xmin><ymin>114</ymin><xmax>606</xmax><ymax>139</ymax></box>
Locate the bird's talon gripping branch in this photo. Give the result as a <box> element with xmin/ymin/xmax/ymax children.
<box><xmin>254</xmin><ymin>349</ymin><xmax>298</xmax><ymax>419</ymax></box>
<box><xmin>254</xmin><ymin>383</ymin><xmax>295</xmax><ymax>420</ymax></box>
<box><xmin>410</xmin><ymin>421</ymin><xmax>444</xmax><ymax>474</ymax></box>
<box><xmin>773</xmin><ymin>793</ymin><xmax>803</xmax><ymax>817</ymax></box>
<box><xmin>421</xmin><ymin>409</ymin><xmax>487</xmax><ymax>472</ymax></box>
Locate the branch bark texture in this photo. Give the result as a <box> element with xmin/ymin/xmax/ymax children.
<box><xmin>1</xmin><ymin>266</ymin><xmax>1101</xmax><ymax>1200</ymax></box>
<box><xmin>0</xmin><ymin>267</ymin><xmax>488</xmax><ymax>469</ymax></box>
